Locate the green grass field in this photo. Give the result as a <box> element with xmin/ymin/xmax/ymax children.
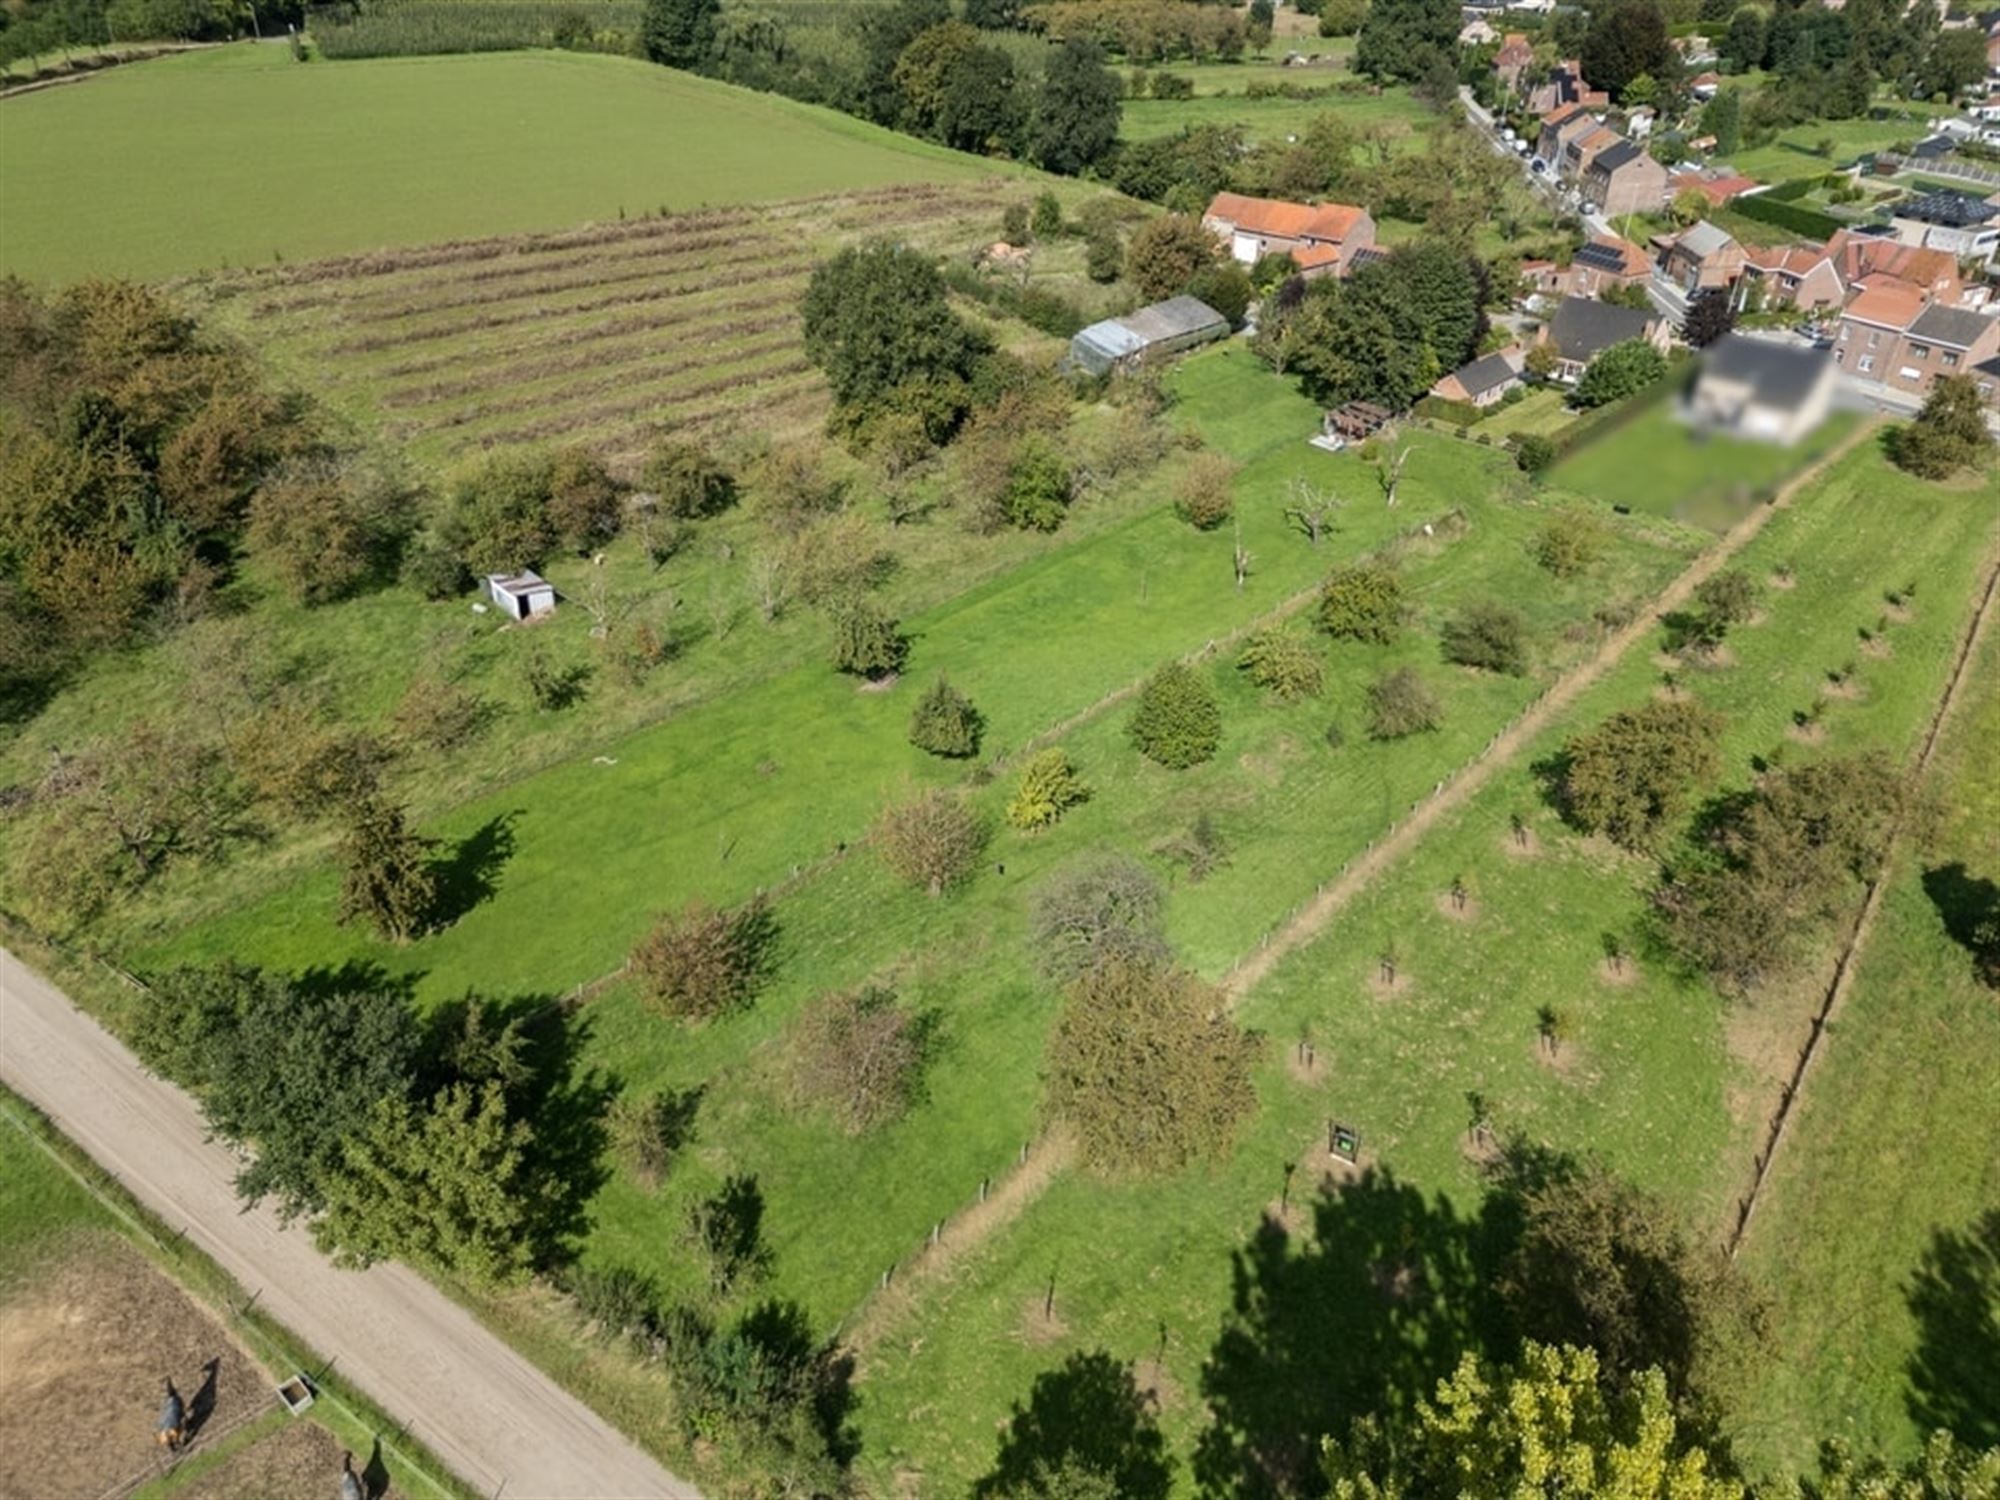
<box><xmin>1737</xmin><ymin>592</ymin><xmax>2000</xmax><ymax>1472</ymax></box>
<box><xmin>0</xmin><ymin>44</ymin><xmax>1001</xmax><ymax>281</ymax></box>
<box><xmin>844</xmin><ymin>433</ymin><xmax>2000</xmax><ymax>1494</ymax></box>
<box><xmin>1464</xmin><ymin>387</ymin><xmax>1575</xmax><ymax>442</ymax></box>
<box><xmin>1122</xmin><ymin>82</ymin><xmax>1431</xmax><ymax>145</ymax></box>
<box><xmin>1549</xmin><ymin>401</ymin><xmax>1859</xmax><ymax>532</ymax></box>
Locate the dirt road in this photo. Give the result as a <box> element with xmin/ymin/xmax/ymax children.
<box><xmin>0</xmin><ymin>947</ymin><xmax>699</xmax><ymax>1500</ymax></box>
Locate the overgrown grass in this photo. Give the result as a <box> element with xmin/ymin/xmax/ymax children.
<box><xmin>1121</xmin><ymin>82</ymin><xmax>1433</xmax><ymax>145</ymax></box>
<box><xmin>0</xmin><ymin>44</ymin><xmax>1008</xmax><ymax>280</ymax></box>
<box><xmin>1736</xmin><ymin>575</ymin><xmax>2000</xmax><ymax>1475</ymax></box>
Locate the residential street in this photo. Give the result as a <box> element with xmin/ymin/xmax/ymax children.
<box><xmin>0</xmin><ymin>946</ymin><xmax>700</xmax><ymax>1500</ymax></box>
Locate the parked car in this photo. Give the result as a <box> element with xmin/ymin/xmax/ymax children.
<box><xmin>1531</xmin><ymin>156</ymin><xmax>1547</xmax><ymax>174</ymax></box>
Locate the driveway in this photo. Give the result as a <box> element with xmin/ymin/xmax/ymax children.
<box><xmin>0</xmin><ymin>947</ymin><xmax>700</xmax><ymax>1500</ymax></box>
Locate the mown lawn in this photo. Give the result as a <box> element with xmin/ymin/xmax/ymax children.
<box><xmin>1122</xmin><ymin>82</ymin><xmax>1432</xmax><ymax>144</ymax></box>
<box><xmin>1472</xmin><ymin>387</ymin><xmax>1576</xmax><ymax>442</ymax></box>
<box><xmin>847</xmin><ymin>436</ymin><xmax>2000</xmax><ymax>1495</ymax></box>
<box><xmin>1736</xmin><ymin>572</ymin><xmax>2000</xmax><ymax>1474</ymax></box>
<box><xmin>0</xmin><ymin>44</ymin><xmax>1005</xmax><ymax>280</ymax></box>
<box><xmin>1549</xmin><ymin>401</ymin><xmax>1858</xmax><ymax>532</ymax></box>
<box><xmin>1730</xmin><ymin>110</ymin><xmax>1930</xmax><ymax>183</ymax></box>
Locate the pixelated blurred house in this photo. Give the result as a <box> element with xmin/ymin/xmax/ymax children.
<box><xmin>1687</xmin><ymin>334</ymin><xmax>1836</xmax><ymax>445</ymax></box>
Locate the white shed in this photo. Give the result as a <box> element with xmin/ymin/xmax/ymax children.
<box><xmin>486</xmin><ymin>570</ymin><xmax>556</xmax><ymax>620</ymax></box>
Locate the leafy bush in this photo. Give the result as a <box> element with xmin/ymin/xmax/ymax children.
<box><xmin>1236</xmin><ymin>627</ymin><xmax>1324</xmax><ymax>701</ymax></box>
<box><xmin>872</xmin><ymin>787</ymin><xmax>985</xmax><ymax>896</ymax></box>
<box><xmin>630</xmin><ymin>898</ymin><xmax>773</xmax><ymax>1020</ymax></box>
<box><xmin>1129</xmin><ymin>661</ymin><xmax>1222</xmax><ymax>768</ymax></box>
<box><xmin>1557</xmin><ymin>700</ymin><xmax>1723</xmax><ymax>850</ymax></box>
<box><xmin>547</xmin><ymin>446</ymin><xmax>622</xmax><ymax>551</ymax></box>
<box><xmin>1533</xmin><ymin>510</ymin><xmax>1604</xmax><ymax>577</ymax></box>
<box><xmin>1046</xmin><ymin>956</ymin><xmax>1257</xmax><ymax>1176</ymax></box>
<box><xmin>1442</xmin><ymin>601</ymin><xmax>1530</xmax><ymax>676</ymax></box>
<box><xmin>830</xmin><ymin>601</ymin><xmax>907</xmax><ymax>679</ymax></box>
<box><xmin>1175</xmin><ymin>451</ymin><xmax>1237</xmax><ymax>530</ymax></box>
<box><xmin>643</xmin><ymin>441</ymin><xmax>736</xmax><ymax>520</ymax></box>
<box><xmin>1317</xmin><ymin>563</ymin><xmax>1403</xmax><ymax>643</ymax></box>
<box><xmin>1006</xmin><ymin>748</ymin><xmax>1090</xmax><ymax>830</ymax></box>
<box><xmin>439</xmin><ymin>451</ymin><xmax>556</xmax><ymax>573</ymax></box>
<box><xmin>908</xmin><ymin>674</ymin><xmax>983</xmax><ymax>757</ymax></box>
<box><xmin>1574</xmin><ymin>339</ymin><xmax>1668</xmax><ymax>410</ymax></box>
<box><xmin>1366</xmin><ymin>666</ymin><xmax>1442</xmax><ymax>739</ymax></box>
<box><xmin>1001</xmin><ymin>442</ymin><xmax>1074</xmax><ymax>531</ymax></box>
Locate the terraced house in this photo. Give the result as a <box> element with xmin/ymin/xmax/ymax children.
<box><xmin>1834</xmin><ymin>281</ymin><xmax>2000</xmax><ymax>397</ymax></box>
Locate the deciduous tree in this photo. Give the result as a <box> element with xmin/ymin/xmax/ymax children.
<box><xmin>1365</xmin><ymin>665</ymin><xmax>1442</xmax><ymax>738</ymax></box>
<box><xmin>1557</xmin><ymin>700</ymin><xmax>1723</xmax><ymax>850</ymax></box>
<box><xmin>908</xmin><ymin>673</ymin><xmax>983</xmax><ymax>757</ymax></box>
<box><xmin>872</xmin><ymin>786</ymin><xmax>985</xmax><ymax>895</ymax></box>
<box><xmin>1237</xmin><ymin>626</ymin><xmax>1325</xmax><ymax>701</ymax></box>
<box><xmin>1029</xmin><ymin>39</ymin><xmax>1123</xmax><ymax>174</ymax></box>
<box><xmin>1029</xmin><ymin>855</ymin><xmax>1170</xmax><ymax>982</ymax></box>
<box><xmin>1129</xmin><ymin>661</ymin><xmax>1223</xmax><ymax>768</ymax></box>
<box><xmin>1317</xmin><ymin>563</ymin><xmax>1404</xmax><ymax>642</ymax></box>
<box><xmin>788</xmin><ymin>984</ymin><xmax>932</xmax><ymax>1133</ymax></box>
<box><xmin>336</xmin><ymin>796</ymin><xmax>440</xmax><ymax>942</ymax></box>
<box><xmin>1124</xmin><ymin>214</ymin><xmax>1221</xmax><ymax>302</ymax></box>
<box><xmin>630</xmin><ymin>898</ymin><xmax>773</xmax><ymax>1019</ymax></box>
<box><xmin>1441</xmin><ymin>601</ymin><xmax>1529</xmax><ymax>676</ymax></box>
<box><xmin>1007</xmin><ymin>747</ymin><xmax>1091</xmax><ymax>830</ymax></box>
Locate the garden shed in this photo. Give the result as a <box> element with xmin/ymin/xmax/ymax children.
<box><xmin>486</xmin><ymin>570</ymin><xmax>556</xmax><ymax>620</ymax></box>
<box><xmin>1068</xmin><ymin>296</ymin><xmax>1228</xmax><ymax>377</ymax></box>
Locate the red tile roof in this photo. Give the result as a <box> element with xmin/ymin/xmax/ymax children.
<box><xmin>1205</xmin><ymin>192</ymin><xmax>1367</xmax><ymax>243</ymax></box>
<box><xmin>1842</xmin><ymin>277</ymin><xmax>1928</xmax><ymax>331</ymax></box>
<box><xmin>1668</xmin><ymin>170</ymin><xmax>1760</xmax><ymax>206</ymax></box>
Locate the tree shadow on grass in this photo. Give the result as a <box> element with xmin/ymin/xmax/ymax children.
<box><xmin>737</xmin><ymin>1298</ymin><xmax>861</xmax><ymax>1468</ymax></box>
<box><xmin>1193</xmin><ymin>1164</ymin><xmax>1519</xmax><ymax>1498</ymax></box>
<box><xmin>1921</xmin><ymin>863</ymin><xmax>2000</xmax><ymax>988</ymax></box>
<box><xmin>429</xmin><ymin>812</ymin><xmax>519</xmax><ymax>929</ymax></box>
<box><xmin>291</xmin><ymin>960</ymin><xmax>422</xmax><ymax>1007</ymax></box>
<box><xmin>971</xmin><ymin>1349</ymin><xmax>1176</xmax><ymax>1500</ymax></box>
<box><xmin>1906</xmin><ymin>1207</ymin><xmax>2000</xmax><ymax>1448</ymax></box>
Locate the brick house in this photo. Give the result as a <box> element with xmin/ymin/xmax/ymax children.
<box><xmin>1494</xmin><ymin>32</ymin><xmax>1535</xmax><ymax>91</ymax></box>
<box><xmin>1202</xmin><ymin>192</ymin><xmax>1376</xmax><ymax>278</ymax></box>
<box><xmin>1543</xmin><ymin>234</ymin><xmax>1652</xmax><ymax>297</ymax></box>
<box><xmin>1655</xmin><ymin>220</ymin><xmax>1747</xmax><ymax>294</ymax></box>
<box><xmin>1430</xmin><ymin>348</ymin><xmax>1525</xmax><ymax>407</ymax></box>
<box><xmin>1535</xmin><ymin>102</ymin><xmax>1594</xmax><ymax>164</ymax></box>
<box><xmin>1740</xmin><ymin>243</ymin><xmax>1845</xmax><ymax>312</ymax></box>
<box><xmin>1826</xmin><ymin>230</ymin><xmax>1965</xmax><ymax>304</ymax></box>
<box><xmin>1560</xmin><ymin>122</ymin><xmax>1622</xmax><ymax>181</ymax></box>
<box><xmin>1582</xmin><ymin>140</ymin><xmax>1667</xmax><ymax>216</ymax></box>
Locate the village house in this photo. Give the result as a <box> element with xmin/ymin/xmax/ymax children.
<box><xmin>1687</xmin><ymin>334</ymin><xmax>1837</xmax><ymax>445</ymax></box>
<box><xmin>1739</xmin><ymin>242</ymin><xmax>1846</xmax><ymax>312</ymax></box>
<box><xmin>1582</xmin><ymin>139</ymin><xmax>1668</xmax><ymax>216</ymax></box>
<box><xmin>1560</xmin><ymin>121</ymin><xmax>1623</xmax><ymax>181</ymax></box>
<box><xmin>1655</xmin><ymin>220</ymin><xmax>1746</xmax><ymax>294</ymax></box>
<box><xmin>1429</xmin><ymin>347</ymin><xmax>1525</xmax><ymax>407</ymax></box>
<box><xmin>1534</xmin><ymin>234</ymin><xmax>1652</xmax><ymax>298</ymax></box>
<box><xmin>1826</xmin><ymin>229</ymin><xmax>1965</xmax><ymax>304</ymax></box>
<box><xmin>1493</xmin><ymin>31</ymin><xmax>1535</xmax><ymax>90</ymax></box>
<box><xmin>1202</xmin><ymin>192</ymin><xmax>1376</xmax><ymax>278</ymax></box>
<box><xmin>1667</xmin><ymin>168</ymin><xmax>1760</xmax><ymax>209</ymax></box>
<box><xmin>1535</xmin><ymin>102</ymin><xmax>1593</xmax><ymax>165</ymax></box>
<box><xmin>1535</xmin><ymin>296</ymin><xmax>1670</xmax><ymax>382</ymax></box>
<box><xmin>1688</xmin><ymin>71</ymin><xmax>1722</xmax><ymax>99</ymax></box>
<box><xmin>1839</xmin><ymin>296</ymin><xmax>2000</xmax><ymax>398</ymax></box>
<box><xmin>1459</xmin><ymin>16</ymin><xmax>1499</xmax><ymax>45</ymax></box>
<box><xmin>1889</xmin><ymin>188</ymin><xmax>2000</xmax><ymax>259</ymax></box>
<box><xmin>1832</xmin><ymin>278</ymin><xmax>1930</xmax><ymax>384</ymax></box>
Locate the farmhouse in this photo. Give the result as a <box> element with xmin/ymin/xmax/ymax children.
<box><xmin>1687</xmin><ymin>334</ymin><xmax>1836</xmax><ymax>445</ymax></box>
<box><xmin>1536</xmin><ymin>295</ymin><xmax>1668</xmax><ymax>382</ymax></box>
<box><xmin>1581</xmin><ymin>139</ymin><xmax>1667</xmax><ymax>216</ymax></box>
<box><xmin>1202</xmin><ymin>192</ymin><xmax>1375</xmax><ymax>277</ymax></box>
<box><xmin>1067</xmin><ymin>296</ymin><xmax>1228</xmax><ymax>376</ymax></box>
<box><xmin>1429</xmin><ymin>348</ymin><xmax>1524</xmax><ymax>407</ymax></box>
<box><xmin>487</xmin><ymin>570</ymin><xmax>556</xmax><ymax>620</ymax></box>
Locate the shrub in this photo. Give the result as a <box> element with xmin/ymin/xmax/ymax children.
<box><xmin>1533</xmin><ymin>510</ymin><xmax>1604</xmax><ymax>577</ymax></box>
<box><xmin>1574</xmin><ymin>339</ymin><xmax>1668</xmax><ymax>409</ymax></box>
<box><xmin>1366</xmin><ymin>667</ymin><xmax>1442</xmax><ymax>739</ymax></box>
<box><xmin>1155</xmin><ymin>811</ymin><xmax>1230</xmax><ymax>882</ymax></box>
<box><xmin>749</xmin><ymin>442</ymin><xmax>845</xmax><ymax>536</ymax></box>
<box><xmin>439</xmin><ymin>451</ymin><xmax>556</xmax><ymax>574</ymax></box>
<box><xmin>1186</xmin><ymin>263</ymin><xmax>1254</xmax><ymax>328</ymax></box>
<box><xmin>401</xmin><ymin>534</ymin><xmax>471</xmax><ymax>600</ymax></box>
<box><xmin>1558</xmin><ymin>700</ymin><xmax>1724</xmax><ymax>851</ymax></box>
<box><xmin>873</xmin><ymin>787</ymin><xmax>984</xmax><ymax>896</ymax></box>
<box><xmin>1694</xmin><ymin>568</ymin><xmax>1757</xmax><ymax>632</ymax></box>
<box><xmin>246</xmin><ymin>468</ymin><xmax>376</xmax><ymax>605</ymax></box>
<box><xmin>643</xmin><ymin>442</ymin><xmax>736</xmax><ymax>520</ymax></box>
<box><xmin>547</xmin><ymin>447</ymin><xmax>622</xmax><ymax>552</ymax></box>
<box><xmin>1129</xmin><ymin>661</ymin><xmax>1222</xmax><ymax>769</ymax></box>
<box><xmin>1006</xmin><ymin>748</ymin><xmax>1090</xmax><ymax>830</ymax></box>
<box><xmin>608</xmin><ymin>1088</ymin><xmax>700</xmax><ymax>1190</ymax></box>
<box><xmin>830</xmin><ymin>601</ymin><xmax>907</xmax><ymax>679</ymax></box>
<box><xmin>391</xmin><ymin>674</ymin><xmax>488</xmax><ymax>753</ymax></box>
<box><xmin>1030</xmin><ymin>855</ymin><xmax>1170</xmax><ymax>982</ymax></box>
<box><xmin>1001</xmin><ymin>442</ymin><xmax>1074</xmax><ymax>531</ymax></box>
<box><xmin>1124</xmin><ymin>214</ymin><xmax>1219</xmax><ymax>301</ymax></box>
<box><xmin>1442</xmin><ymin>601</ymin><xmax>1530</xmax><ymax>676</ymax></box>
<box><xmin>1002</xmin><ymin>201</ymin><xmax>1030</xmax><ymax>242</ymax></box>
<box><xmin>630</xmin><ymin>898</ymin><xmax>773</xmax><ymax>1020</ymax></box>
<box><xmin>1317</xmin><ymin>563</ymin><xmax>1403</xmax><ymax>643</ymax></box>
<box><xmin>1891</xmin><ymin>374</ymin><xmax>1993</xmax><ymax>478</ymax></box>
<box><xmin>1046</xmin><ymin>956</ymin><xmax>1257</xmax><ymax>1176</ymax></box>
<box><xmin>335</xmin><ymin>797</ymin><xmax>439</xmax><ymax>942</ymax></box>
<box><xmin>1236</xmin><ymin>627</ymin><xmax>1324</xmax><ymax>701</ymax></box>
<box><xmin>1086</xmin><ymin>229</ymin><xmax>1124</xmax><ymax>283</ymax></box>
<box><xmin>1175</xmin><ymin>451</ymin><xmax>1237</xmax><ymax>530</ymax></box>
<box><xmin>1031</xmin><ymin>190</ymin><xmax>1065</xmax><ymax>238</ymax></box>
<box><xmin>788</xmin><ymin>985</ymin><xmax>932</xmax><ymax>1133</ymax></box>
<box><xmin>567</xmin><ymin>1264</ymin><xmax>661</xmax><ymax>1344</ymax></box>
<box><xmin>908</xmin><ymin>674</ymin><xmax>982</xmax><ymax>757</ymax></box>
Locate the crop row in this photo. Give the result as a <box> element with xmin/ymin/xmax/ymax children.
<box><xmin>377</xmin><ymin>306</ymin><xmax>800</xmax><ymax>408</ymax></box>
<box><xmin>322</xmin><ymin>259</ymin><xmax>804</xmax><ymax>355</ymax></box>
<box><xmin>392</xmin><ymin>327</ymin><xmax>801</xmax><ymax>426</ymax></box>
<box><xmin>371</xmin><ymin>280</ymin><xmax>806</xmax><ymax>381</ymax></box>
<box><xmin>442</xmin><ymin>353</ymin><xmax>819</xmax><ymax>452</ymax></box>
<box><xmin>224</xmin><ymin>182</ymin><xmax>972</xmax><ymax>298</ymax></box>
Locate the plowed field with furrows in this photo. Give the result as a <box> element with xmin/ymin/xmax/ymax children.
<box><xmin>190</xmin><ymin>183</ymin><xmax>1004</xmax><ymax>463</ymax></box>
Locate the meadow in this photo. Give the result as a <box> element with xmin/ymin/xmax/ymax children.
<box><xmin>845</xmin><ymin>431</ymin><xmax>2000</xmax><ymax>1494</ymax></box>
<box><xmin>1121</xmin><ymin>81</ymin><xmax>1432</xmax><ymax>145</ymax></box>
<box><xmin>1736</xmin><ymin>604</ymin><xmax>2000</xmax><ymax>1472</ymax></box>
<box><xmin>0</xmin><ymin>45</ymin><xmax>1003</xmax><ymax>281</ymax></box>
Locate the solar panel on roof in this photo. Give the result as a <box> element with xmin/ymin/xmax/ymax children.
<box><xmin>1574</xmin><ymin>242</ymin><xmax>1627</xmax><ymax>272</ymax></box>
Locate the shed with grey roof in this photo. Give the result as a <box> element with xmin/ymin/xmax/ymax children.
<box><xmin>1067</xmin><ymin>295</ymin><xmax>1228</xmax><ymax>377</ymax></box>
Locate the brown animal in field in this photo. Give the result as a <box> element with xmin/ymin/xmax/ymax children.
<box><xmin>157</xmin><ymin>1380</ymin><xmax>185</xmax><ymax>1451</ymax></box>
